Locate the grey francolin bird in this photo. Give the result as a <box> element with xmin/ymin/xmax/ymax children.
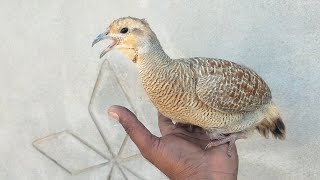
<box><xmin>92</xmin><ymin>17</ymin><xmax>286</xmax><ymax>156</ymax></box>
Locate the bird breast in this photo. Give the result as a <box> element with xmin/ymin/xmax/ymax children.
<box><xmin>138</xmin><ymin>60</ymin><xmax>211</xmax><ymax>126</ymax></box>
<box><xmin>140</xmin><ymin>61</ymin><xmax>195</xmax><ymax>109</ymax></box>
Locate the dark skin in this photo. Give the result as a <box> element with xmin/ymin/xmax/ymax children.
<box><xmin>108</xmin><ymin>105</ymin><xmax>238</xmax><ymax>180</ymax></box>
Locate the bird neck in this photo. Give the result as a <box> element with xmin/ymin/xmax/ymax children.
<box><xmin>135</xmin><ymin>37</ymin><xmax>174</xmax><ymax>98</ymax></box>
<box><xmin>136</xmin><ymin>37</ymin><xmax>172</xmax><ymax>71</ymax></box>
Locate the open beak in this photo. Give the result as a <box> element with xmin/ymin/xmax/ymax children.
<box><xmin>92</xmin><ymin>31</ymin><xmax>118</xmax><ymax>58</ymax></box>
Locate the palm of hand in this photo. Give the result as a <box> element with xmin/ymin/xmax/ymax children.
<box><xmin>153</xmin><ymin>113</ymin><xmax>239</xmax><ymax>179</ymax></box>
<box><xmin>108</xmin><ymin>106</ymin><xmax>238</xmax><ymax>180</ymax></box>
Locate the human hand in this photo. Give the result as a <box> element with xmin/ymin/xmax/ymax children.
<box><xmin>107</xmin><ymin>105</ymin><xmax>238</xmax><ymax>180</ymax></box>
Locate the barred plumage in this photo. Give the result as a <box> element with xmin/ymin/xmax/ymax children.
<box><xmin>93</xmin><ymin>17</ymin><xmax>286</xmax><ymax>154</ymax></box>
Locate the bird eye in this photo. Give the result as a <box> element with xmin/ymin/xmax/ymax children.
<box><xmin>120</xmin><ymin>27</ymin><xmax>128</xmax><ymax>34</ymax></box>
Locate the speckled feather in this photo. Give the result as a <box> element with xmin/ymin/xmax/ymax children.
<box><xmin>193</xmin><ymin>57</ymin><xmax>272</xmax><ymax>113</ymax></box>
<box><xmin>96</xmin><ymin>17</ymin><xmax>286</xmax><ymax>139</ymax></box>
<box><xmin>138</xmin><ymin>52</ymin><xmax>272</xmax><ymax>132</ymax></box>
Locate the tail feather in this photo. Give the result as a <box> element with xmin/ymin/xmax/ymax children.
<box><xmin>256</xmin><ymin>117</ymin><xmax>286</xmax><ymax>140</ymax></box>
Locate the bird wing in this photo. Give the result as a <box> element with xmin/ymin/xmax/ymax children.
<box><xmin>193</xmin><ymin>58</ymin><xmax>272</xmax><ymax>112</ymax></box>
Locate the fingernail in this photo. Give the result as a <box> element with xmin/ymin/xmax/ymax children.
<box><xmin>108</xmin><ymin>111</ymin><xmax>119</xmax><ymax>121</ymax></box>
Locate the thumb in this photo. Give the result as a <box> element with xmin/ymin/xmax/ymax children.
<box><xmin>107</xmin><ymin>105</ymin><xmax>159</xmax><ymax>160</ymax></box>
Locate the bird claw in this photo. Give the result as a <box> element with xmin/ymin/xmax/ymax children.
<box><xmin>205</xmin><ymin>132</ymin><xmax>247</xmax><ymax>157</ymax></box>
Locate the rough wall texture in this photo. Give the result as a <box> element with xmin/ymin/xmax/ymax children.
<box><xmin>0</xmin><ymin>0</ymin><xmax>319</xmax><ymax>179</ymax></box>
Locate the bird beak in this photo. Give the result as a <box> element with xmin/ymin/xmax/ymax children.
<box><xmin>92</xmin><ymin>31</ymin><xmax>118</xmax><ymax>58</ymax></box>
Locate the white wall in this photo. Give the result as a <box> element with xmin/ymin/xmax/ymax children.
<box><xmin>1</xmin><ymin>0</ymin><xmax>319</xmax><ymax>179</ymax></box>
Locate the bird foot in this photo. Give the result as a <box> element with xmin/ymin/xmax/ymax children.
<box><xmin>205</xmin><ymin>132</ymin><xmax>247</xmax><ymax>157</ymax></box>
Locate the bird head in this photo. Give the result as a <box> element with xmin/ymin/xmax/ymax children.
<box><xmin>92</xmin><ymin>17</ymin><xmax>156</xmax><ymax>62</ymax></box>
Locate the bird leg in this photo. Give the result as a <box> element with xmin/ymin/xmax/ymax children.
<box><xmin>205</xmin><ymin>132</ymin><xmax>247</xmax><ymax>157</ymax></box>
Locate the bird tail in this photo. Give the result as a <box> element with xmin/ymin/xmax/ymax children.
<box><xmin>255</xmin><ymin>103</ymin><xmax>286</xmax><ymax>140</ymax></box>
